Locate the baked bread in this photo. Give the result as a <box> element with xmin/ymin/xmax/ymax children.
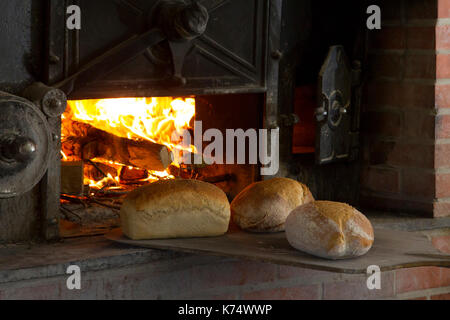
<box><xmin>120</xmin><ymin>179</ymin><xmax>230</xmax><ymax>240</ymax></box>
<box><xmin>231</xmin><ymin>178</ymin><xmax>314</xmax><ymax>232</ymax></box>
<box><xmin>285</xmin><ymin>201</ymin><xmax>374</xmax><ymax>260</ymax></box>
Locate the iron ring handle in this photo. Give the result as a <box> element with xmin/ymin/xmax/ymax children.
<box><xmin>0</xmin><ymin>135</ymin><xmax>37</xmax><ymax>164</ymax></box>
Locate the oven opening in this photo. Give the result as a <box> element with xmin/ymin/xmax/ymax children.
<box><xmin>59</xmin><ymin>94</ymin><xmax>261</xmax><ymax>235</ymax></box>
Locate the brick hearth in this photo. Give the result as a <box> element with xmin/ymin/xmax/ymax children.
<box><xmin>0</xmin><ymin>216</ymin><xmax>448</xmax><ymax>300</ymax></box>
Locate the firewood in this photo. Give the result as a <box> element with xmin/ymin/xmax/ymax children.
<box><xmin>82</xmin><ymin>131</ymin><xmax>173</xmax><ymax>171</ymax></box>
<box><xmin>84</xmin><ymin>161</ymin><xmax>118</xmax><ymax>181</ymax></box>
<box><xmin>61</xmin><ymin>136</ymin><xmax>84</xmax><ymax>161</ymax></box>
<box><xmin>62</xmin><ymin>121</ymin><xmax>173</xmax><ymax>171</ymax></box>
<box><xmin>119</xmin><ymin>166</ymin><xmax>148</xmax><ymax>181</ymax></box>
<box><xmin>61</xmin><ymin>120</ymin><xmax>92</xmax><ymax>138</ymax></box>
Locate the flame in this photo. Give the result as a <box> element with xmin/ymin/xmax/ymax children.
<box><xmin>88</xmin><ymin>173</ymin><xmax>116</xmax><ymax>189</ymax></box>
<box><xmin>66</xmin><ymin>97</ymin><xmax>195</xmax><ymax>153</ymax></box>
<box><xmin>62</xmin><ymin>97</ymin><xmax>195</xmax><ymax>190</ymax></box>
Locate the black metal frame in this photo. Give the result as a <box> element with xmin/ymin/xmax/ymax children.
<box><xmin>45</xmin><ymin>0</ymin><xmax>274</xmax><ymax>99</ymax></box>
<box><xmin>37</xmin><ymin>0</ymin><xmax>283</xmax><ymax>240</ymax></box>
<box><xmin>0</xmin><ymin>0</ymin><xmax>370</xmax><ymax>242</ymax></box>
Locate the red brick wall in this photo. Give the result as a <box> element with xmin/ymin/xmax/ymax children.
<box><xmin>0</xmin><ymin>257</ymin><xmax>448</xmax><ymax>300</ymax></box>
<box><xmin>360</xmin><ymin>0</ymin><xmax>450</xmax><ymax>217</ymax></box>
<box><xmin>0</xmin><ymin>233</ymin><xmax>447</xmax><ymax>300</ymax></box>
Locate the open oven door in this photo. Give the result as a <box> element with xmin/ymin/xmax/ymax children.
<box><xmin>315</xmin><ymin>45</ymin><xmax>361</xmax><ymax>165</ymax></box>
<box><xmin>46</xmin><ymin>0</ymin><xmax>271</xmax><ymax>98</ymax></box>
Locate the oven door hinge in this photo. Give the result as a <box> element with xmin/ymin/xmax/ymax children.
<box><xmin>349</xmin><ymin>60</ymin><xmax>363</xmax><ymax>161</ymax></box>
<box><xmin>351</xmin><ymin>60</ymin><xmax>363</xmax><ymax>87</ymax></box>
<box><xmin>315</xmin><ymin>45</ymin><xmax>362</xmax><ymax>165</ymax></box>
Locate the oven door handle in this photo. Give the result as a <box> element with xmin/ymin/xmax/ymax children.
<box><xmin>54</xmin><ymin>28</ymin><xmax>166</xmax><ymax>95</ymax></box>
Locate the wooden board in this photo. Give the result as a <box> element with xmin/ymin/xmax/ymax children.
<box><xmin>105</xmin><ymin>228</ymin><xmax>450</xmax><ymax>274</ymax></box>
<box><xmin>61</xmin><ymin>161</ymin><xmax>84</xmax><ymax>195</ymax></box>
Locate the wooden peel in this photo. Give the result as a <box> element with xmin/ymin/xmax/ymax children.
<box><xmin>105</xmin><ymin>228</ymin><xmax>450</xmax><ymax>274</ymax></box>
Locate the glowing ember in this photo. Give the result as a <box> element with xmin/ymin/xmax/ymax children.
<box><xmin>60</xmin><ymin>150</ymin><xmax>68</xmax><ymax>161</ymax></box>
<box><xmin>61</xmin><ymin>97</ymin><xmax>194</xmax><ymax>190</ymax></box>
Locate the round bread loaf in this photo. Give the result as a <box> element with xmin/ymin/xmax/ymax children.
<box><xmin>285</xmin><ymin>201</ymin><xmax>374</xmax><ymax>260</ymax></box>
<box><xmin>231</xmin><ymin>177</ymin><xmax>314</xmax><ymax>232</ymax></box>
<box><xmin>120</xmin><ymin>179</ymin><xmax>230</xmax><ymax>240</ymax></box>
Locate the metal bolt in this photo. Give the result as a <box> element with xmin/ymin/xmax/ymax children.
<box><xmin>1</xmin><ymin>136</ymin><xmax>37</xmax><ymax>162</ymax></box>
<box><xmin>49</xmin><ymin>98</ymin><xmax>63</xmax><ymax>110</ymax></box>
<box><xmin>266</xmin><ymin>120</ymin><xmax>279</xmax><ymax>130</ymax></box>
<box><xmin>49</xmin><ymin>53</ymin><xmax>60</xmax><ymax>64</ymax></box>
<box><xmin>352</xmin><ymin>60</ymin><xmax>362</xmax><ymax>69</ymax></box>
<box><xmin>314</xmin><ymin>108</ymin><xmax>328</xmax><ymax>122</ymax></box>
<box><xmin>271</xmin><ymin>50</ymin><xmax>283</xmax><ymax>60</ymax></box>
<box><xmin>18</xmin><ymin>140</ymin><xmax>36</xmax><ymax>157</ymax></box>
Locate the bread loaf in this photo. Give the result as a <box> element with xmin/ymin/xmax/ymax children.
<box><xmin>120</xmin><ymin>179</ymin><xmax>230</xmax><ymax>240</ymax></box>
<box><xmin>231</xmin><ymin>178</ymin><xmax>314</xmax><ymax>232</ymax></box>
<box><xmin>285</xmin><ymin>201</ymin><xmax>374</xmax><ymax>260</ymax></box>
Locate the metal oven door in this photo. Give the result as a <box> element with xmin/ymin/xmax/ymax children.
<box><xmin>46</xmin><ymin>0</ymin><xmax>271</xmax><ymax>98</ymax></box>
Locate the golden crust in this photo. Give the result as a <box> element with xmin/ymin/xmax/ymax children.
<box><xmin>126</xmin><ymin>179</ymin><xmax>229</xmax><ymax>215</ymax></box>
<box><xmin>285</xmin><ymin>201</ymin><xmax>374</xmax><ymax>260</ymax></box>
<box><xmin>120</xmin><ymin>179</ymin><xmax>230</xmax><ymax>240</ymax></box>
<box><xmin>231</xmin><ymin>178</ymin><xmax>314</xmax><ymax>232</ymax></box>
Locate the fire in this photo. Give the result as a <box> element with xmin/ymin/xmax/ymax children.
<box><xmin>65</xmin><ymin>97</ymin><xmax>195</xmax><ymax>152</ymax></box>
<box><xmin>61</xmin><ymin>97</ymin><xmax>194</xmax><ymax>190</ymax></box>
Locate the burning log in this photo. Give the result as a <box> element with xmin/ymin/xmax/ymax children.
<box><xmin>62</xmin><ymin>121</ymin><xmax>173</xmax><ymax>171</ymax></box>
<box><xmin>84</xmin><ymin>161</ymin><xmax>118</xmax><ymax>181</ymax></box>
<box><xmin>82</xmin><ymin>130</ymin><xmax>173</xmax><ymax>171</ymax></box>
<box><xmin>119</xmin><ymin>166</ymin><xmax>148</xmax><ymax>182</ymax></box>
<box><xmin>61</xmin><ymin>136</ymin><xmax>84</xmax><ymax>160</ymax></box>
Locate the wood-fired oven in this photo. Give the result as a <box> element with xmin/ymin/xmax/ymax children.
<box><xmin>1</xmin><ymin>0</ymin><xmax>449</xmax><ymax>302</ymax></box>
<box><xmin>0</xmin><ymin>0</ymin><xmax>368</xmax><ymax>243</ymax></box>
